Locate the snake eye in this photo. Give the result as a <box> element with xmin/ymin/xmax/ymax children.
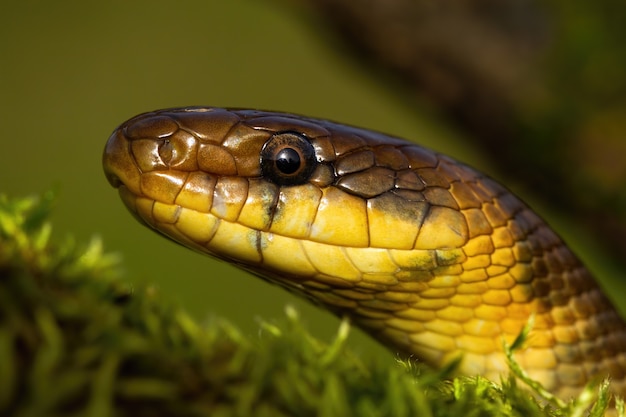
<box><xmin>260</xmin><ymin>132</ymin><xmax>316</xmax><ymax>186</ymax></box>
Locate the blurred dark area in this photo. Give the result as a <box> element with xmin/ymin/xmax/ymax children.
<box><xmin>295</xmin><ymin>0</ymin><xmax>626</xmax><ymax>266</ymax></box>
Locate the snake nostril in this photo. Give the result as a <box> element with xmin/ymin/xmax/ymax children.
<box><xmin>158</xmin><ymin>139</ymin><xmax>174</xmax><ymax>165</ymax></box>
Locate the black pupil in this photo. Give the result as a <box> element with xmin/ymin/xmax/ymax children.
<box><xmin>275</xmin><ymin>148</ymin><xmax>301</xmax><ymax>174</ymax></box>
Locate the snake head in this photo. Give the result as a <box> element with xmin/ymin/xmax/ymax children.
<box><xmin>103</xmin><ymin>106</ymin><xmax>477</xmax><ymax>252</ymax></box>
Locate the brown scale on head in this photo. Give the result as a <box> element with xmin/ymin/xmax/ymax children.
<box><xmin>103</xmin><ymin>107</ymin><xmax>626</xmax><ymax>401</ymax></box>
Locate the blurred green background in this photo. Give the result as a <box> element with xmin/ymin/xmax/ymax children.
<box><xmin>1</xmin><ymin>0</ymin><xmax>623</xmax><ymax>362</ymax></box>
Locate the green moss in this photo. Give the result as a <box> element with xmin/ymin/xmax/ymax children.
<box><xmin>0</xmin><ymin>192</ymin><xmax>619</xmax><ymax>416</ymax></box>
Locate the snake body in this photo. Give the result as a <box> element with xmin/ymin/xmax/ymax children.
<box><xmin>103</xmin><ymin>107</ymin><xmax>626</xmax><ymax>400</ymax></box>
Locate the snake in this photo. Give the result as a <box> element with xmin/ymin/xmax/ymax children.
<box><xmin>103</xmin><ymin>106</ymin><xmax>626</xmax><ymax>401</ymax></box>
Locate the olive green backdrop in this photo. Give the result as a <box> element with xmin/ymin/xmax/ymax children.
<box><xmin>1</xmin><ymin>0</ymin><xmax>622</xmax><ymax>361</ymax></box>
